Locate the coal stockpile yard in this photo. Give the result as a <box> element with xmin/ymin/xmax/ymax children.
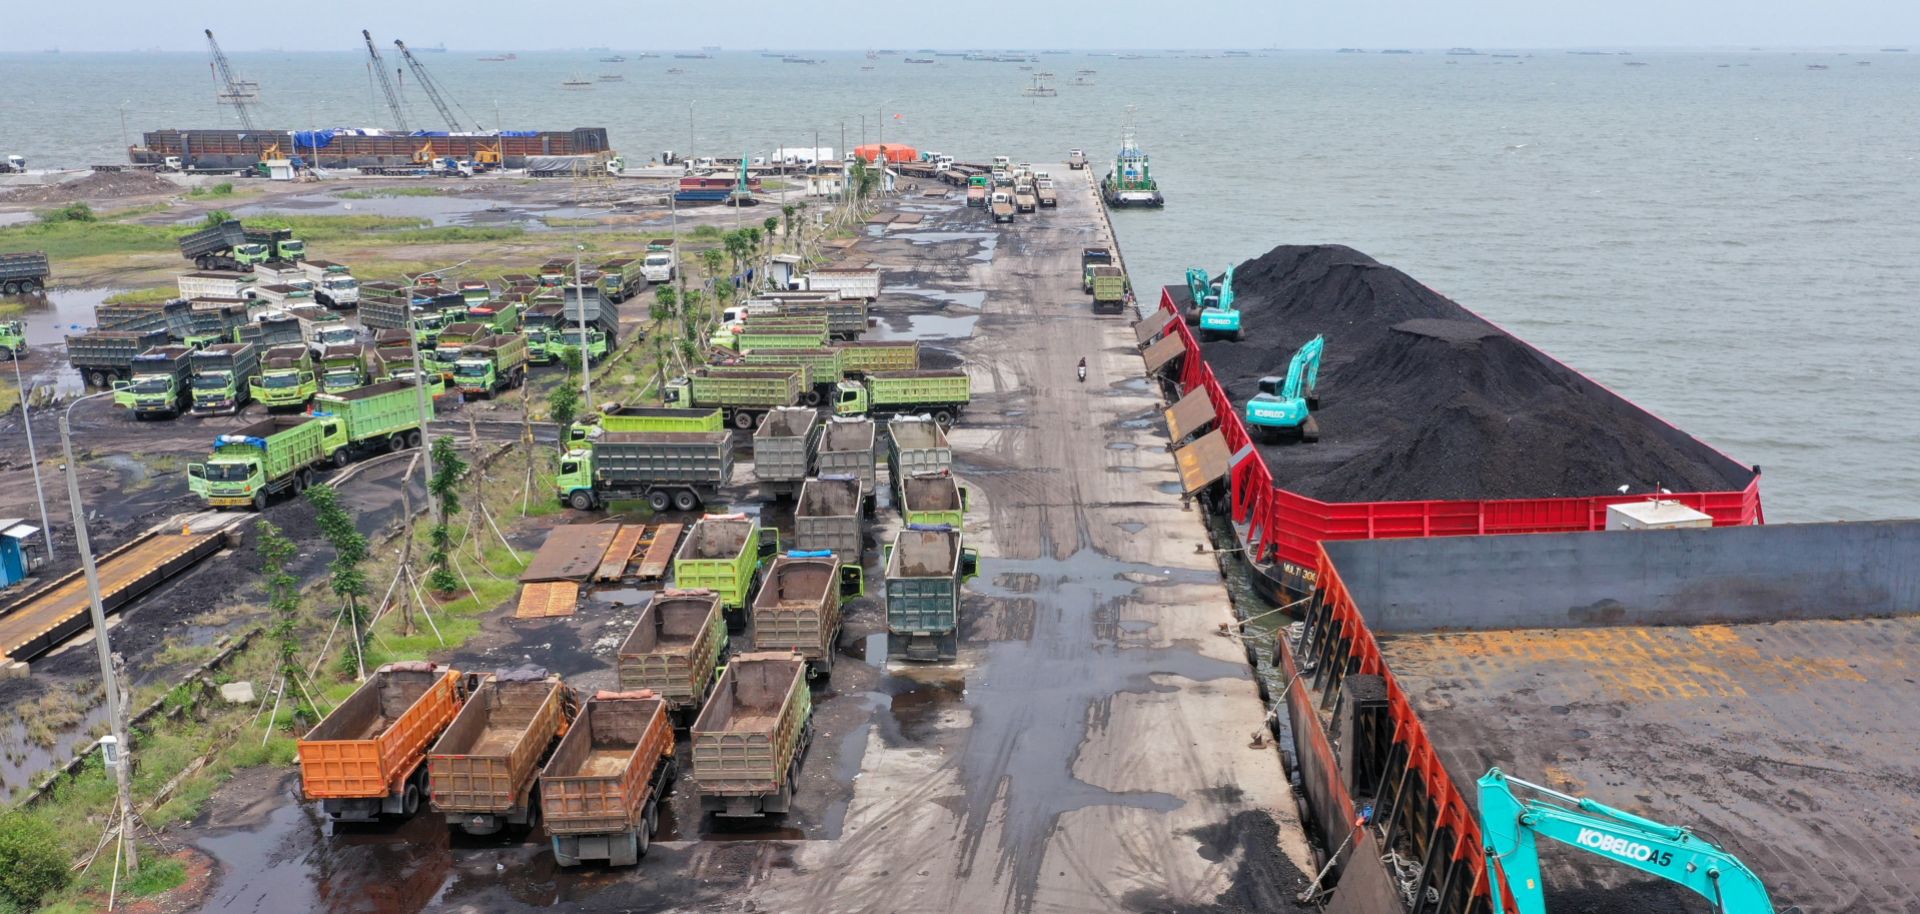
<box><xmin>1197</xmin><ymin>244</ymin><xmax>1757</xmax><ymax>501</ymax></box>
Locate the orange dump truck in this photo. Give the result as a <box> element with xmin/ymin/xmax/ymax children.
<box><xmin>428</xmin><ymin>671</ymin><xmax>574</xmax><ymax>835</ymax></box>
<box><xmin>617</xmin><ymin>590</ymin><xmax>728</xmax><ymax>726</ymax></box>
<box><xmin>539</xmin><ymin>692</ymin><xmax>677</xmax><ymax>867</ymax></box>
<box><xmin>298</xmin><ymin>662</ymin><xmax>463</xmax><ymax>822</ymax></box>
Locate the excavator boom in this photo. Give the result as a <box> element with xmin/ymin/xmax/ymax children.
<box><xmin>1479</xmin><ymin>768</ymin><xmax>1783</xmax><ymax>914</ymax></box>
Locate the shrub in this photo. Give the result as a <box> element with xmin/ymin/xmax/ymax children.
<box><xmin>0</xmin><ymin>813</ymin><xmax>69</xmax><ymax>909</ymax></box>
<box><xmin>125</xmin><ymin>856</ymin><xmax>187</xmax><ymax>897</ymax></box>
<box><xmin>38</xmin><ymin>202</ymin><xmax>95</xmax><ymax>224</ymax></box>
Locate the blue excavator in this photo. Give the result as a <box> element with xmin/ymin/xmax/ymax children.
<box><xmin>1244</xmin><ymin>335</ymin><xmax>1322</xmax><ymax>443</ymax></box>
<box><xmin>1182</xmin><ymin>267</ymin><xmax>1213</xmax><ymax>324</ymax></box>
<box><xmin>1478</xmin><ymin>768</ymin><xmax>1795</xmax><ymax>914</ymax></box>
<box><xmin>1197</xmin><ymin>265</ymin><xmax>1243</xmax><ymax>341</ymax></box>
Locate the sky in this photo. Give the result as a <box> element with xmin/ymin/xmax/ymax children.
<box><xmin>8</xmin><ymin>0</ymin><xmax>1919</xmax><ymax>51</ymax></box>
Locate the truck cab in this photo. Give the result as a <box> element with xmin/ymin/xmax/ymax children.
<box><xmin>453</xmin><ymin>354</ymin><xmax>498</xmax><ymax>395</ymax></box>
<box><xmin>113</xmin><ymin>370</ymin><xmax>189</xmax><ymax>418</ymax></box>
<box><xmin>318</xmin><ymin>274</ymin><xmax>360</xmax><ymax>308</ymax></box>
<box><xmin>233</xmin><ymin>242</ymin><xmax>271</xmax><ymax>268</ymax></box>
<box><xmin>1067</xmin><ymin>149</ymin><xmax>1088</xmax><ymax>170</ymax></box>
<box><xmin>641</xmin><ymin>251</ymin><xmax>675</xmax><ymax>283</ymax></box>
<box><xmin>253</xmin><ymin>359</ymin><xmax>317</xmax><ymax>412</ymax></box>
<box><xmin>554</xmin><ymin>449</ymin><xmax>595</xmax><ymax>507</ymax></box>
<box><xmin>559</xmin><ymin>327</ymin><xmax>609</xmax><ymax>364</ymax></box>
<box><xmin>190</xmin><ymin>369</ymin><xmax>244</xmax><ymax>413</ymax></box>
<box><xmin>0</xmin><ymin>320</ymin><xmax>23</xmax><ymax>359</ymax></box>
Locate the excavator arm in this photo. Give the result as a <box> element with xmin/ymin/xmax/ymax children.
<box><xmin>1281</xmin><ymin>335</ymin><xmax>1322</xmax><ymax>402</ymax></box>
<box><xmin>1479</xmin><ymin>768</ymin><xmax>1784</xmax><ymax>914</ymax></box>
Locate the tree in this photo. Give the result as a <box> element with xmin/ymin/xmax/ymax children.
<box><xmin>305</xmin><ymin>485</ymin><xmax>369</xmax><ymax>679</ymax></box>
<box><xmin>780</xmin><ymin>204</ymin><xmax>797</xmax><ymax>242</ymax></box>
<box><xmin>426</xmin><ymin>436</ymin><xmax>467</xmax><ymax>595</ymax></box>
<box><xmin>0</xmin><ymin>813</ymin><xmax>68</xmax><ymax>910</ymax></box>
<box><xmin>762</xmin><ymin>216</ymin><xmax>780</xmax><ymax>251</ymax></box>
<box><xmin>256</xmin><ymin>521</ymin><xmax>305</xmax><ymax>720</ymax></box>
<box><xmin>549</xmin><ymin>381</ymin><xmax>581</xmax><ymax>455</ymax></box>
<box><xmin>698</xmin><ymin>248</ymin><xmax>726</xmax><ymax>291</ymax></box>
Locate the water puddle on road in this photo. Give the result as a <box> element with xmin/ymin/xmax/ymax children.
<box><xmin>887</xmin><ymin>286</ymin><xmax>988</xmax><ymax>310</ymax></box>
<box><xmin>868</xmin><ymin>313</ymin><xmax>979</xmax><ymax>343</ymax></box>
<box><xmin>890</xmin><ymin>231</ymin><xmax>997</xmax><ymax>263</ymax></box>
<box><xmin>7</xmin><ymin>287</ymin><xmax>131</xmax><ymax>394</ymax></box>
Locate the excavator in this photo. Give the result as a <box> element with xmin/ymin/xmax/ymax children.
<box><xmin>1182</xmin><ymin>267</ymin><xmax>1212</xmax><ymax>324</ymax></box>
<box><xmin>1478</xmin><ymin>768</ymin><xmax>1795</xmax><ymax>914</ymax></box>
<box><xmin>1244</xmin><ymin>335</ymin><xmax>1322</xmax><ymax>443</ymax></box>
<box><xmin>1197</xmin><ymin>265</ymin><xmax>1243</xmax><ymax>341</ymax></box>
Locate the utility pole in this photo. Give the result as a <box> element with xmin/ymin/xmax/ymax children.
<box><xmin>59</xmin><ymin>397</ymin><xmax>137</xmax><ymax>875</ymax></box>
<box><xmin>13</xmin><ymin>354</ymin><xmax>54</xmax><ymax>562</ymax></box>
<box><xmin>405</xmin><ymin>262</ymin><xmax>469</xmax><ymax>524</ymax></box>
<box><xmin>574</xmin><ymin>245</ymin><xmax>593</xmax><ymax>410</ymax></box>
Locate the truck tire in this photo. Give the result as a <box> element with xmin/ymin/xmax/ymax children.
<box><xmin>0</xmin><ymin>346</ymin><xmax>12</xmax><ymax>361</ymax></box>
<box><xmin>672</xmin><ymin>489</ymin><xmax>699</xmax><ymax>512</ymax></box>
<box><xmin>253</xmin><ymin>491</ymin><xmax>268</xmax><ymax>512</ymax></box>
<box><xmin>568</xmin><ymin>490</ymin><xmax>596</xmax><ymax>511</ymax></box>
<box><xmin>331</xmin><ymin>449</ymin><xmax>350</xmax><ymax>468</ymax></box>
<box><xmin>0</xmin><ymin>281</ymin><xmax>15</xmax><ymax>295</ymax></box>
<box><xmin>292</xmin><ymin>472</ymin><xmax>307</xmax><ymax>495</ymax></box>
<box><xmin>407</xmin><ymin>430</ymin><xmax>423</xmax><ymax>448</ymax></box>
<box><xmin>388</xmin><ymin>434</ymin><xmax>406</xmax><ymax>453</ymax></box>
<box><xmin>402</xmin><ymin>781</ymin><xmax>420</xmax><ymax>815</ymax></box>
<box><xmin>931</xmin><ymin>409</ymin><xmax>954</xmax><ymax>429</ymax></box>
<box><xmin>647</xmin><ymin>490</ymin><xmax>672</xmax><ymax>512</ymax></box>
<box><xmin>731</xmin><ymin>410</ymin><xmax>755</xmax><ymax>430</ymax></box>
<box><xmin>88</xmin><ymin>369</ymin><xmax>108</xmax><ymax>389</ymax></box>
<box><xmin>802</xmin><ymin>389</ymin><xmax>822</xmax><ymax>407</ymax></box>
<box><xmin>639</xmin><ymin>799</ymin><xmax>658</xmax><ymax>858</ymax></box>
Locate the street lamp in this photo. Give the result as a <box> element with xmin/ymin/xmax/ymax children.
<box><xmin>59</xmin><ymin>389</ymin><xmax>138</xmax><ymax>875</ymax></box>
<box><xmin>12</xmin><ymin>352</ymin><xmax>55</xmax><ymax>562</ymax></box>
<box><xmin>573</xmin><ymin>244</ymin><xmax>593</xmax><ymax>410</ymax></box>
<box><xmin>405</xmin><ymin>260</ymin><xmax>473</xmax><ymax>524</ymax></box>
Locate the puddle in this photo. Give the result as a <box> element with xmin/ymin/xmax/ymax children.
<box><xmin>868</xmin><ymin>313</ymin><xmax>979</xmax><ymax>343</ymax></box>
<box><xmin>0</xmin><ymin>212</ymin><xmax>33</xmax><ymax>227</ymax></box>
<box><xmin>7</xmin><ymin>287</ymin><xmax>134</xmax><ymax>394</ymax></box>
<box><xmin>887</xmin><ymin>286</ymin><xmax>988</xmax><ymax>309</ymax></box>
<box><xmin>890</xmin><ymin>231</ymin><xmax>997</xmax><ymax>262</ymax></box>
<box><xmin>590</xmin><ymin>587</ymin><xmax>654</xmax><ymax>607</ymax></box>
<box><xmin>864</xmin><ymin>224</ymin><xmax>885</xmax><ymax>237</ymax></box>
<box><xmin>0</xmin><ymin>700</ymin><xmax>108</xmax><ymax>804</ymax></box>
<box><xmin>850</xmin><ymin>631</ymin><xmax>888</xmax><ymax>666</ymax></box>
<box><xmin>1109</xmin><ymin>376</ymin><xmax>1151</xmax><ymax>394</ymax></box>
<box><xmin>1117</xmin><ymin>416</ymin><xmax>1155</xmax><ymax>430</ymax></box>
<box><xmin>1156</xmin><ymin>481</ymin><xmax>1186</xmax><ymax>496</ymax></box>
<box><xmin>1117</xmin><ymin>521</ymin><xmax>1146</xmax><ymax>534</ymax></box>
<box><xmin>1105</xmin><ymin>441</ymin><xmax>1136</xmax><ymax>451</ymax></box>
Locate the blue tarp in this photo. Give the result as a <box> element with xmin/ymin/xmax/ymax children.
<box><xmin>292</xmin><ymin>130</ymin><xmax>335</xmax><ymax>149</ymax></box>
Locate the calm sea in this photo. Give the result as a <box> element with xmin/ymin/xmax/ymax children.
<box><xmin>3</xmin><ymin>48</ymin><xmax>1916</xmax><ymax>521</ymax></box>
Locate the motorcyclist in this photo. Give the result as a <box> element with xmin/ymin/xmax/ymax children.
<box><xmin>1077</xmin><ymin>357</ymin><xmax>1087</xmax><ymax>382</ymax></box>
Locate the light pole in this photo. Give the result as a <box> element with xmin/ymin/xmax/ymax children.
<box><xmin>573</xmin><ymin>244</ymin><xmax>593</xmax><ymax>410</ymax></box>
<box><xmin>405</xmin><ymin>260</ymin><xmax>472</xmax><ymax>524</ymax></box>
<box><xmin>118</xmin><ymin>101</ymin><xmax>131</xmax><ymax>155</ymax></box>
<box><xmin>12</xmin><ymin>353</ymin><xmax>55</xmax><ymax>561</ymax></box>
<box><xmin>59</xmin><ymin>389</ymin><xmax>137</xmax><ymax>875</ymax></box>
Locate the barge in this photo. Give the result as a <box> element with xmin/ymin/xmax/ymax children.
<box><xmin>1274</xmin><ymin>519</ymin><xmax>1920</xmax><ymax>913</ymax></box>
<box><xmin>128</xmin><ymin>127</ymin><xmax>613</xmax><ymax>171</ymax></box>
<box><xmin>1147</xmin><ymin>245</ymin><xmax>1762</xmax><ymax>601</ymax></box>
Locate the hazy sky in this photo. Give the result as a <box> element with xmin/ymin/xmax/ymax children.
<box><xmin>10</xmin><ymin>0</ymin><xmax>1918</xmax><ymax>51</ymax></box>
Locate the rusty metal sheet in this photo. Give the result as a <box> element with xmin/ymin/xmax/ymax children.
<box><xmin>594</xmin><ymin>525</ymin><xmax>647</xmax><ymax>582</ymax></box>
<box><xmin>0</xmin><ymin>529</ymin><xmax>227</xmax><ymax>661</ymax></box>
<box><xmin>1173</xmin><ymin>429</ymin><xmax>1233</xmax><ymax>494</ymax></box>
<box><xmin>515</xmin><ymin>581</ymin><xmax>579</xmax><ymax>619</ymax></box>
<box><xmin>891</xmin><ymin>212</ymin><xmax>925</xmax><ymax>225</ymax></box>
<box><xmin>1141</xmin><ymin>332</ymin><xmax>1188</xmax><ymax>373</ymax></box>
<box><xmin>1133</xmin><ymin>307</ymin><xmax>1175</xmax><ymax>345</ymax></box>
<box><xmin>520</xmin><ymin>524</ymin><xmax>621</xmax><ymax>583</ymax></box>
<box><xmin>635</xmin><ymin>523</ymin><xmax>685</xmax><ymax>580</ymax></box>
<box><xmin>1164</xmin><ymin>387</ymin><xmax>1219</xmax><ymax>443</ymax></box>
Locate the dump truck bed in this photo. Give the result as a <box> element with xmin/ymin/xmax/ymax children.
<box><xmin>690</xmin><ymin>654</ymin><xmax>811</xmax><ymax>796</ymax></box>
<box><xmin>539</xmin><ymin>696</ymin><xmax>673</xmax><ymax>835</ymax></box>
<box><xmin>428</xmin><ymin>677</ymin><xmax>569</xmax><ymax>813</ymax></box>
<box><xmin>616</xmin><ymin>591</ymin><xmax>727</xmax><ymax>709</ymax></box>
<box><xmin>749</xmin><ymin>556</ymin><xmax>841</xmax><ymax>662</ymax></box>
<box><xmin>300</xmin><ymin>665</ymin><xmax>462</xmax><ymax>799</ymax></box>
<box><xmin>794</xmin><ymin>477</ymin><xmax>863</xmax><ymax>561</ymax></box>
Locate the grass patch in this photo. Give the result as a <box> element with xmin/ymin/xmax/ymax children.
<box><xmin>103</xmin><ymin>287</ymin><xmax>177</xmax><ymax>305</ymax></box>
<box><xmin>541</xmin><ymin>216</ymin><xmax>604</xmax><ymax>228</ymax></box>
<box><xmin>334</xmin><ymin>186</ymin><xmax>446</xmax><ymax>199</ymax></box>
<box><xmin>99</xmin><ymin>202</ymin><xmax>174</xmax><ymax>221</ymax></box>
<box><xmin>152</xmin><ymin>639</ymin><xmax>220</xmax><ymax>669</ymax></box>
<box><xmin>20</xmin><ymin>686</ymin><xmax>91</xmax><ymax>748</ymax></box>
<box><xmin>0</xmin><ymin>219</ymin><xmax>182</xmax><ymax>260</ymax></box>
<box><xmin>187</xmin><ymin>182</ymin><xmax>237</xmax><ymax>199</ymax></box>
<box><xmin>124</xmin><ymin>857</ymin><xmax>187</xmax><ymax>897</ymax></box>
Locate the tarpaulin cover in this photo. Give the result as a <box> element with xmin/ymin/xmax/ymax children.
<box><xmin>292</xmin><ymin>130</ymin><xmax>335</xmax><ymax>149</ymax></box>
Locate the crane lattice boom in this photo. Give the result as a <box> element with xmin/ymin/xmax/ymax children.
<box><xmin>394</xmin><ymin>40</ymin><xmax>482</xmax><ymax>132</ymax></box>
<box><xmin>361</xmin><ymin>29</ymin><xmax>409</xmax><ymax>132</ymax></box>
<box><xmin>204</xmin><ymin>29</ymin><xmax>257</xmax><ymax>130</ymax></box>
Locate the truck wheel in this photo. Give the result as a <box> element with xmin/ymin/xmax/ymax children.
<box><xmin>568</xmin><ymin>490</ymin><xmax>596</xmax><ymax>511</ymax></box>
<box><xmin>388</xmin><ymin>434</ymin><xmax>406</xmax><ymax>453</ymax></box>
<box><xmin>639</xmin><ymin>800</ymin><xmax>658</xmax><ymax>856</ymax></box>
<box><xmin>292</xmin><ymin>472</ymin><xmax>307</xmax><ymax>495</ymax></box>
<box><xmin>253</xmin><ymin>491</ymin><xmax>268</xmax><ymax>512</ymax></box>
<box><xmin>300</xmin><ymin>468</ymin><xmax>315</xmax><ymax>490</ymax></box>
<box><xmin>672</xmin><ymin>489</ymin><xmax>699</xmax><ymax>512</ymax></box>
<box><xmin>402</xmin><ymin>781</ymin><xmax>420</xmax><ymax>815</ymax></box>
<box><xmin>731</xmin><ymin>410</ymin><xmax>755</xmax><ymax>430</ymax></box>
<box><xmin>0</xmin><ymin>281</ymin><xmax>14</xmax><ymax>296</ymax></box>
<box><xmin>931</xmin><ymin>409</ymin><xmax>954</xmax><ymax>429</ymax></box>
<box><xmin>803</xmin><ymin>389</ymin><xmax>822</xmax><ymax>407</ymax></box>
<box><xmin>647</xmin><ymin>490</ymin><xmax>671</xmax><ymax>512</ymax></box>
<box><xmin>331</xmin><ymin>449</ymin><xmax>349</xmax><ymax>468</ymax></box>
<box><xmin>88</xmin><ymin>370</ymin><xmax>108</xmax><ymax>389</ymax></box>
<box><xmin>407</xmin><ymin>430</ymin><xmax>423</xmax><ymax>448</ymax></box>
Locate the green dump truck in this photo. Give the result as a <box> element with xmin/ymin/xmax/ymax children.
<box><xmin>596</xmin><ymin>258</ymin><xmax>646</xmax><ymax>302</ymax></box>
<box><xmin>311</xmin><ymin>378</ymin><xmax>432</xmax><ymax>464</ymax></box>
<box><xmin>319</xmin><ymin>343</ymin><xmax>388</xmax><ymax>396</ymax></box>
<box><xmin>67</xmin><ymin>329</ymin><xmax>170</xmax><ymax>388</ymax></box>
<box><xmin>736</xmin><ymin>321</ymin><xmax>830</xmax><ymax>352</ymax></box>
<box><xmin>567</xmin><ymin>406</ymin><xmax>727</xmax><ymax>446</ymax></box>
<box><xmin>188</xmin><ymin>416</ymin><xmax>335</xmax><ymax>510</ymax></box>
<box><xmin>673</xmin><ymin>514</ymin><xmax>780</xmax><ymax>615</ymax></box>
<box><xmin>663</xmin><ymin>368</ymin><xmax>806</xmax><ymax>431</ymax></box>
<box><xmin>112</xmin><ymin>345</ymin><xmax>194</xmax><ymax>419</ymax></box>
<box><xmin>251</xmin><ymin>345</ymin><xmax>317</xmax><ymax>412</ymax></box>
<box><xmin>898</xmin><ymin>472</ymin><xmax>968</xmax><ymax>528</ymax></box>
<box><xmin>690</xmin><ymin>652</ymin><xmax>812</xmax><ymax>818</ymax></box>
<box><xmin>883</xmin><ymin>527</ymin><xmax>978</xmax><ymax>662</ymax></box>
<box><xmin>617</xmin><ymin>590</ymin><xmax>727</xmax><ymax>725</ymax></box>
<box><xmin>189</xmin><ymin>342</ymin><xmax>261</xmax><ymax>415</ymax></box>
<box><xmin>751</xmin><ymin>407</ymin><xmax>822</xmax><ymax>500</ymax></box>
<box><xmin>1090</xmin><ymin>265</ymin><xmax>1129</xmax><ymax>314</ymax></box>
<box><xmin>835</xmin><ymin>370</ymin><xmax>971</xmax><ymax>427</ymax></box>
<box><xmin>556</xmin><ymin>431</ymin><xmax>734</xmax><ymax>512</ymax></box>
<box><xmin>737</xmin><ymin>347</ymin><xmax>843</xmax><ymax>403</ymax></box>
<box><xmin>453</xmin><ymin>333</ymin><xmax>528</xmax><ymax>398</ymax></box>
<box><xmin>547</xmin><ymin>326</ymin><xmax>610</xmax><ymax>367</ymax></box>
<box><xmin>0</xmin><ymin>320</ymin><xmax>24</xmax><ymax>361</ymax></box>
<box><xmin>834</xmin><ymin>340</ymin><xmax>920</xmax><ymax>378</ymax></box>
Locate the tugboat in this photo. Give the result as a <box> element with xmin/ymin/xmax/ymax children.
<box><xmin>1101</xmin><ymin>111</ymin><xmax>1164</xmax><ymax>208</ymax></box>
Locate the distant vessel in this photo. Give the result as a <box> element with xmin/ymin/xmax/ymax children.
<box><xmin>1625</xmin><ymin>61</ymin><xmax>1648</xmax><ymax>67</ymax></box>
<box><xmin>666</xmin><ymin>67</ymin><xmax>685</xmax><ymax>74</ymax></box>
<box><xmin>598</xmin><ymin>74</ymin><xmax>624</xmax><ymax>81</ymax></box>
<box><xmin>783</xmin><ymin>56</ymin><xmax>820</xmax><ymax>64</ymax></box>
<box><xmin>675</xmin><ymin>53</ymin><xmax>712</xmax><ymax>59</ymax></box>
<box><xmin>600</xmin><ymin>55</ymin><xmax>626</xmax><ymax>63</ymax></box>
<box><xmin>905</xmin><ymin>58</ymin><xmax>934</xmax><ymax>64</ymax></box>
<box><xmin>1807</xmin><ymin>64</ymin><xmax>1830</xmax><ymax>70</ymax></box>
<box><xmin>1222</xmin><ymin>50</ymin><xmax>1250</xmax><ymax>57</ymax></box>
<box><xmin>1883</xmin><ymin>48</ymin><xmax>1908</xmax><ymax>52</ymax></box>
<box><xmin>1447</xmin><ymin>47</ymin><xmax>1484</xmax><ymax>56</ymax></box>
<box><xmin>1381</xmin><ymin>49</ymin><xmax>1413</xmax><ymax>54</ymax></box>
<box><xmin>1102</xmin><ymin>110</ymin><xmax>1163</xmax><ymax>208</ymax></box>
<box><xmin>1022</xmin><ymin>75</ymin><xmax>1057</xmax><ymax>97</ymax></box>
<box><xmin>421</xmin><ymin>43</ymin><xmax>447</xmax><ymax>53</ymax></box>
<box><xmin>1077</xmin><ymin>68</ymin><xmax>1096</xmax><ymax>74</ymax></box>
<box><xmin>479</xmin><ymin>52</ymin><xmax>517</xmax><ymax>62</ymax></box>
<box><xmin>562</xmin><ymin>75</ymin><xmax>594</xmax><ymax>87</ymax></box>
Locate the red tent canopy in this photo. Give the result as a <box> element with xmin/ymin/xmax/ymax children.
<box><xmin>854</xmin><ymin>144</ymin><xmax>918</xmax><ymax>163</ymax></box>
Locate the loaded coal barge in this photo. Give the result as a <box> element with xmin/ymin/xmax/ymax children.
<box><xmin>127</xmin><ymin>127</ymin><xmax>614</xmax><ymax>172</ymax></box>
<box><xmin>1145</xmin><ymin>245</ymin><xmax>1760</xmax><ymax>604</ymax></box>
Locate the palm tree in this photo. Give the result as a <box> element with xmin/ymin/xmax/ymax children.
<box><xmin>780</xmin><ymin>204</ymin><xmax>797</xmax><ymax>242</ymax></box>
<box><xmin>762</xmin><ymin>215</ymin><xmax>780</xmax><ymax>253</ymax></box>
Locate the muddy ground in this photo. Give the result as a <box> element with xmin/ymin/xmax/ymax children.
<box><xmin>164</xmin><ymin>169</ymin><xmax>1316</xmax><ymax>914</ymax></box>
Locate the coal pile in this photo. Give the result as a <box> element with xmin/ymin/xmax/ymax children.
<box><xmin>1197</xmin><ymin>245</ymin><xmax>1754</xmax><ymax>502</ymax></box>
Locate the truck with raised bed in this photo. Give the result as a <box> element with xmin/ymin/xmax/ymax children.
<box><xmin>836</xmin><ymin>370</ymin><xmax>971</xmax><ymax>427</ymax></box>
<box><xmin>67</xmin><ymin>329</ymin><xmax>170</xmax><ymax>388</ymax></box>
<box><xmin>567</xmin><ymin>406</ymin><xmax>726</xmax><ymax>446</ymax></box>
<box><xmin>301</xmin><ymin>260</ymin><xmax>360</xmax><ymax>308</ymax></box>
<box><xmin>562</xmin><ymin>287</ymin><xmax>622</xmax><ymax>339</ymax></box>
<box><xmin>180</xmin><ymin>300</ymin><xmax>250</xmax><ymax>349</ymax></box>
<box><xmin>178</xmin><ymin>220</ymin><xmax>253</xmax><ymax>271</ymax></box>
<box><xmin>884</xmin><ymin>527</ymin><xmax>977</xmax><ymax>661</ymax></box>
<box><xmin>298</xmin><ymin>662</ymin><xmax>464</xmax><ymax>822</ymax></box>
<box><xmin>835</xmin><ymin>340</ymin><xmax>919</xmax><ymax>377</ymax></box>
<box><xmin>818</xmin><ymin>417</ymin><xmax>878</xmax><ymax>507</ymax></box>
<box><xmin>690</xmin><ymin>652</ymin><xmax>813</xmax><ymax>818</ymax></box>
<box><xmin>319</xmin><ymin>343</ymin><xmax>388</xmax><ymax>395</ymax></box>
<box><xmin>94</xmin><ymin>299</ymin><xmax>187</xmax><ymax>336</ymax></box>
<box><xmin>248</xmin><ymin>345</ymin><xmax>317</xmax><ymax>412</ymax></box>
<box><xmin>674</xmin><ymin>514</ymin><xmax>780</xmax><ymax>615</ymax></box>
<box><xmin>887</xmin><ymin>415</ymin><xmax>953</xmax><ymax>484</ymax></box>
<box><xmin>752</xmin><ymin>407</ymin><xmax>822</xmax><ymax>500</ymax></box>
<box><xmin>751</xmin><ymin>554</ymin><xmax>855</xmax><ymax>677</ymax></box>
<box><xmin>428</xmin><ymin>671</ymin><xmax>574</xmax><ymax>836</ymax></box>
<box><xmin>663</xmin><ymin>367</ymin><xmax>806</xmax><ymax>430</ymax></box>
<box><xmin>187</xmin><ymin>415</ymin><xmax>334</xmax><ymax>510</ymax></box>
<box><xmin>540</xmin><ymin>693</ymin><xmax>677</xmax><ymax>867</ymax></box>
<box><xmin>556</xmin><ymin>431</ymin><xmax>734</xmax><ymax>512</ymax></box>
<box><xmin>235</xmin><ymin>313</ymin><xmax>305</xmax><ymax>350</ymax></box>
<box><xmin>311</xmin><ymin>379</ymin><xmax>432</xmax><ymax>463</ymax></box>
<box><xmin>617</xmin><ymin>590</ymin><xmax>727</xmax><ymax>724</ymax></box>
<box><xmin>111</xmin><ymin>345</ymin><xmax>194</xmax><ymax>419</ymax></box>
<box><xmin>177</xmin><ymin>270</ymin><xmax>258</xmax><ymax>301</ymax></box>
<box><xmin>899</xmin><ymin>472</ymin><xmax>967</xmax><ymax>528</ymax></box>
<box><xmin>188</xmin><ymin>342</ymin><xmax>260</xmax><ymax>414</ymax></box>
<box><xmin>795</xmin><ymin>477</ymin><xmax>863</xmax><ymax>562</ymax></box>
<box><xmin>453</xmin><ymin>333</ymin><xmax>529</xmax><ymax>398</ymax></box>
<box><xmin>596</xmin><ymin>258</ymin><xmax>646</xmax><ymax>302</ymax></box>
<box><xmin>0</xmin><ymin>251</ymin><xmax>50</xmax><ymax>296</ymax></box>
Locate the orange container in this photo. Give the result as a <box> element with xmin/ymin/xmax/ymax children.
<box><xmin>299</xmin><ymin>663</ymin><xmax>462</xmax><ymax>800</ymax></box>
